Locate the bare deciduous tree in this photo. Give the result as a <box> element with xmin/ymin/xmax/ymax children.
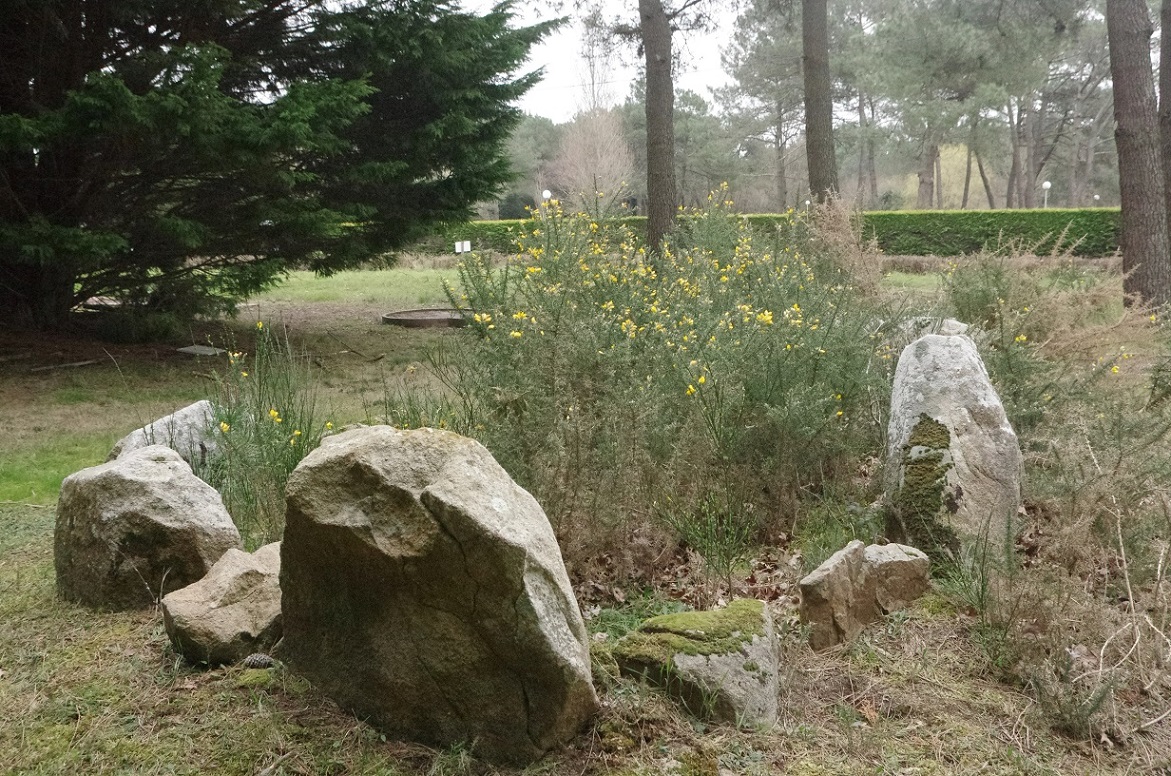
<box><xmin>548</xmin><ymin>108</ymin><xmax>636</xmax><ymax>213</ymax></box>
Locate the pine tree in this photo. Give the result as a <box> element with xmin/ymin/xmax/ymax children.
<box><xmin>0</xmin><ymin>0</ymin><xmax>552</xmax><ymax>329</ymax></box>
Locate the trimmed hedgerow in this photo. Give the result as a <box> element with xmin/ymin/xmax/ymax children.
<box><xmin>419</xmin><ymin>207</ymin><xmax>1120</xmax><ymax>258</ymax></box>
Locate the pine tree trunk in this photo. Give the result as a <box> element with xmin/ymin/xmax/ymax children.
<box><xmin>1160</xmin><ymin>0</ymin><xmax>1171</xmax><ymax>244</ymax></box>
<box><xmin>1108</xmin><ymin>0</ymin><xmax>1170</xmax><ymax>305</ymax></box>
<box><xmin>934</xmin><ymin>147</ymin><xmax>943</xmax><ymax>209</ymax></box>
<box><xmin>640</xmin><ymin>0</ymin><xmax>677</xmax><ymax>252</ymax></box>
<box><xmin>775</xmin><ymin>108</ymin><xmax>788</xmax><ymax>212</ymax></box>
<box><xmin>962</xmin><ymin>138</ymin><xmax>973</xmax><ymax>210</ymax></box>
<box><xmin>803</xmin><ymin>0</ymin><xmax>838</xmax><ymax>200</ymax></box>
<box><xmin>916</xmin><ymin>142</ymin><xmax>936</xmax><ymax>209</ymax></box>
<box><xmin>976</xmin><ymin>152</ymin><xmax>996</xmax><ymax>209</ymax></box>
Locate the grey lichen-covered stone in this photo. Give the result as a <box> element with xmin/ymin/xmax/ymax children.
<box><xmin>55</xmin><ymin>445</ymin><xmax>242</xmax><ymax>610</ymax></box>
<box><xmin>798</xmin><ymin>541</ymin><xmax>877</xmax><ymax>651</ymax></box>
<box><xmin>612</xmin><ymin>599</ymin><xmax>778</xmax><ymax>728</ymax></box>
<box><xmin>799</xmin><ymin>541</ymin><xmax>930</xmax><ymax>651</ymax></box>
<box><xmin>108</xmin><ymin>400</ymin><xmax>218</xmax><ymax>466</ymax></box>
<box><xmin>162</xmin><ymin>542</ymin><xmax>282</xmax><ymax>666</ymax></box>
<box><xmin>279</xmin><ymin>425</ymin><xmax>598</xmax><ymax>766</ymax></box>
<box><xmin>885</xmin><ymin>334</ymin><xmax>1022</xmax><ymax>558</ymax></box>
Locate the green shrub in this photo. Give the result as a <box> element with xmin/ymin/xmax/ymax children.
<box><xmin>387</xmin><ymin>196</ymin><xmax>895</xmax><ymax>563</ymax></box>
<box><xmin>196</xmin><ymin>321</ymin><xmax>331</xmax><ymax>547</ymax></box>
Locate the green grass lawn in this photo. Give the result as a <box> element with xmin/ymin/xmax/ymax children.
<box><xmin>258</xmin><ymin>268</ymin><xmax>459</xmax><ymax>308</ymax></box>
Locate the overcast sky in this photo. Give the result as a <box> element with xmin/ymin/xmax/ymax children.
<box><xmin>462</xmin><ymin>2</ymin><xmax>739</xmax><ymax>124</ymax></box>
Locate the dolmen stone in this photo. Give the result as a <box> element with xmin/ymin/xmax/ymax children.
<box><xmin>279</xmin><ymin>425</ymin><xmax>598</xmax><ymax>766</ymax></box>
<box><xmin>612</xmin><ymin>599</ymin><xmax>778</xmax><ymax>728</ymax></box>
<box><xmin>885</xmin><ymin>333</ymin><xmax>1023</xmax><ymax>559</ymax></box>
<box><xmin>162</xmin><ymin>542</ymin><xmax>282</xmax><ymax>666</ymax></box>
<box><xmin>108</xmin><ymin>399</ymin><xmax>217</xmax><ymax>466</ymax></box>
<box><xmin>799</xmin><ymin>540</ymin><xmax>929</xmax><ymax>651</ymax></box>
<box><xmin>55</xmin><ymin>445</ymin><xmax>242</xmax><ymax>610</ymax></box>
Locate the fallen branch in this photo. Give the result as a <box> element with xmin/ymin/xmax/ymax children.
<box><xmin>0</xmin><ymin>500</ymin><xmax>53</xmax><ymax>509</ymax></box>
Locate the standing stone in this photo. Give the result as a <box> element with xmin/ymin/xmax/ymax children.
<box><xmin>55</xmin><ymin>445</ymin><xmax>241</xmax><ymax>610</ymax></box>
<box><xmin>885</xmin><ymin>334</ymin><xmax>1022</xmax><ymax>558</ymax></box>
<box><xmin>612</xmin><ymin>599</ymin><xmax>778</xmax><ymax>728</ymax></box>
<box><xmin>279</xmin><ymin>425</ymin><xmax>598</xmax><ymax>766</ymax></box>
<box><xmin>108</xmin><ymin>400</ymin><xmax>217</xmax><ymax>466</ymax></box>
<box><xmin>162</xmin><ymin>542</ymin><xmax>283</xmax><ymax>666</ymax></box>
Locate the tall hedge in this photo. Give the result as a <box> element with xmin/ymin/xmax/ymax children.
<box><xmin>424</xmin><ymin>208</ymin><xmax>1121</xmax><ymax>258</ymax></box>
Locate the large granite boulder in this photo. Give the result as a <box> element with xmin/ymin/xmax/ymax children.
<box><xmin>162</xmin><ymin>542</ymin><xmax>282</xmax><ymax>666</ymax></box>
<box><xmin>279</xmin><ymin>425</ymin><xmax>598</xmax><ymax>765</ymax></box>
<box><xmin>55</xmin><ymin>445</ymin><xmax>242</xmax><ymax>610</ymax></box>
<box><xmin>612</xmin><ymin>599</ymin><xmax>778</xmax><ymax>728</ymax></box>
<box><xmin>799</xmin><ymin>540</ymin><xmax>930</xmax><ymax>651</ymax></box>
<box><xmin>885</xmin><ymin>333</ymin><xmax>1023</xmax><ymax>558</ymax></box>
<box><xmin>108</xmin><ymin>400</ymin><xmax>217</xmax><ymax>466</ymax></box>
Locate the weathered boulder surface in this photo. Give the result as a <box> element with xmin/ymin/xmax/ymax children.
<box><xmin>55</xmin><ymin>445</ymin><xmax>242</xmax><ymax>610</ymax></box>
<box><xmin>279</xmin><ymin>425</ymin><xmax>598</xmax><ymax>766</ymax></box>
<box><xmin>799</xmin><ymin>541</ymin><xmax>876</xmax><ymax>651</ymax></box>
<box><xmin>108</xmin><ymin>400</ymin><xmax>217</xmax><ymax>465</ymax></box>
<box><xmin>885</xmin><ymin>333</ymin><xmax>1022</xmax><ymax>557</ymax></box>
<box><xmin>612</xmin><ymin>599</ymin><xmax>778</xmax><ymax>728</ymax></box>
<box><xmin>865</xmin><ymin>543</ymin><xmax>931</xmax><ymax>615</ymax></box>
<box><xmin>162</xmin><ymin>542</ymin><xmax>282</xmax><ymax>666</ymax></box>
<box><xmin>799</xmin><ymin>540</ymin><xmax>930</xmax><ymax>651</ymax></box>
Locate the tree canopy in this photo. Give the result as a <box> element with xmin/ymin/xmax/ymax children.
<box><xmin>0</xmin><ymin>0</ymin><xmax>553</xmax><ymax>329</ymax></box>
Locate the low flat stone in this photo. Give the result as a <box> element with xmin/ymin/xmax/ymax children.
<box><xmin>612</xmin><ymin>599</ymin><xmax>778</xmax><ymax>728</ymax></box>
<box><xmin>176</xmin><ymin>345</ymin><xmax>226</xmax><ymax>357</ymax></box>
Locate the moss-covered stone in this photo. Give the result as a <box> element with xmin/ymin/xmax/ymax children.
<box><xmin>611</xmin><ymin>599</ymin><xmax>765</xmax><ymax>671</ymax></box>
<box><xmin>611</xmin><ymin>599</ymin><xmax>777</xmax><ymax>726</ymax></box>
<box><xmin>886</xmin><ymin>414</ymin><xmax>961</xmax><ymax>561</ymax></box>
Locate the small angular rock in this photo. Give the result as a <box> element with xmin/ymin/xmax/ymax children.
<box><xmin>55</xmin><ymin>445</ymin><xmax>241</xmax><ymax>610</ymax></box>
<box><xmin>162</xmin><ymin>542</ymin><xmax>282</xmax><ymax>666</ymax></box>
<box><xmin>798</xmin><ymin>541</ymin><xmax>877</xmax><ymax>651</ymax></box>
<box><xmin>799</xmin><ymin>541</ymin><xmax>931</xmax><ymax>650</ymax></box>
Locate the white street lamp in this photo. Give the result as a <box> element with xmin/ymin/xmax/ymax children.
<box><xmin>1093</xmin><ymin>194</ymin><xmax>1101</xmax><ymax>205</ymax></box>
<box><xmin>542</xmin><ymin>189</ymin><xmax>552</xmax><ymax>201</ymax></box>
<box><xmin>1041</xmin><ymin>180</ymin><xmax>1052</xmax><ymax>208</ymax></box>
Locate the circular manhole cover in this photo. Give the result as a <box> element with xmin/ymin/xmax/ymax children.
<box><xmin>381</xmin><ymin>308</ymin><xmax>466</xmax><ymax>328</ymax></box>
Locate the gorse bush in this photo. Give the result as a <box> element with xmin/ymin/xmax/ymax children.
<box><xmin>397</xmin><ymin>190</ymin><xmax>895</xmax><ymax>567</ymax></box>
<box><xmin>197</xmin><ymin>321</ymin><xmax>330</xmax><ymax>548</ymax></box>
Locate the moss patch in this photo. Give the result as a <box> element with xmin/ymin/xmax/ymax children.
<box><xmin>887</xmin><ymin>414</ymin><xmax>961</xmax><ymax>561</ymax></box>
<box><xmin>612</xmin><ymin>599</ymin><xmax>765</xmax><ymax>670</ymax></box>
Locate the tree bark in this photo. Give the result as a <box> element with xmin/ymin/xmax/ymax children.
<box><xmin>1160</xmin><ymin>0</ymin><xmax>1171</xmax><ymax>244</ymax></box>
<box><xmin>975</xmin><ymin>152</ymin><xmax>996</xmax><ymax>209</ymax></box>
<box><xmin>802</xmin><ymin>0</ymin><xmax>838</xmax><ymax>201</ymax></box>
<box><xmin>639</xmin><ymin>0</ymin><xmax>677</xmax><ymax>252</ymax></box>
<box><xmin>1108</xmin><ymin>0</ymin><xmax>1170</xmax><ymax>305</ymax></box>
<box><xmin>775</xmin><ymin>103</ymin><xmax>788</xmax><ymax>212</ymax></box>
<box><xmin>916</xmin><ymin>143</ymin><xmax>937</xmax><ymax>209</ymax></box>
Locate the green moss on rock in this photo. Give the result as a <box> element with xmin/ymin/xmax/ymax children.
<box><xmin>887</xmin><ymin>414</ymin><xmax>961</xmax><ymax>560</ymax></box>
<box><xmin>612</xmin><ymin>599</ymin><xmax>765</xmax><ymax>670</ymax></box>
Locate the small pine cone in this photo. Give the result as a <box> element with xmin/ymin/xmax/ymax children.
<box><xmin>241</xmin><ymin>653</ymin><xmax>275</xmax><ymax>669</ymax></box>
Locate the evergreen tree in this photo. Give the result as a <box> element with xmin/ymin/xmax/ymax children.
<box><xmin>0</xmin><ymin>0</ymin><xmax>552</xmax><ymax>329</ymax></box>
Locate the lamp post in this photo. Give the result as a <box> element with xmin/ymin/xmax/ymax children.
<box><xmin>1093</xmin><ymin>194</ymin><xmax>1101</xmax><ymax>205</ymax></box>
<box><xmin>1041</xmin><ymin>180</ymin><xmax>1051</xmax><ymax>208</ymax></box>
